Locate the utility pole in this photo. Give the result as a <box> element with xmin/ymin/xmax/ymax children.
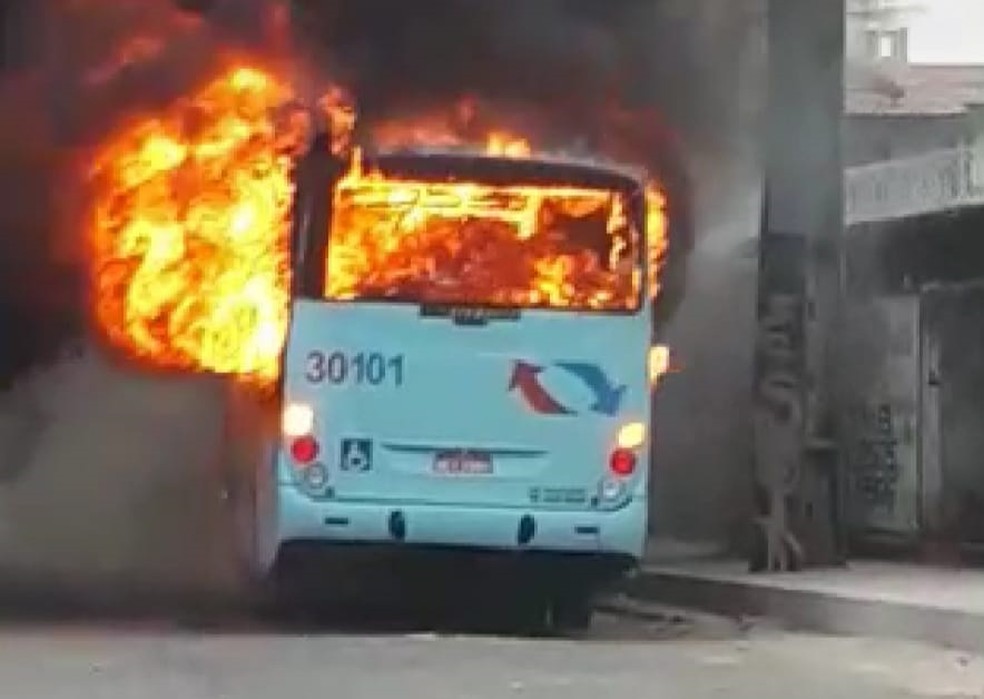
<box><xmin>751</xmin><ymin>0</ymin><xmax>847</xmax><ymax>571</ymax></box>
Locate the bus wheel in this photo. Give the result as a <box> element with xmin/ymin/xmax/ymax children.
<box><xmin>251</xmin><ymin>558</ymin><xmax>309</xmax><ymax>625</ymax></box>
<box><xmin>549</xmin><ymin>590</ymin><xmax>594</xmax><ymax>636</ymax></box>
<box><xmin>505</xmin><ymin>595</ymin><xmax>551</xmax><ymax>638</ymax></box>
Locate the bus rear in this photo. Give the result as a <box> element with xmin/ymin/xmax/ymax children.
<box><xmin>254</xmin><ymin>151</ymin><xmax>655</xmax><ymax>629</ymax></box>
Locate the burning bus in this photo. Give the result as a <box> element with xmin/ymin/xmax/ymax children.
<box><xmin>85</xmin><ymin>61</ymin><xmax>672</xmax><ymax>631</ymax></box>
<box><xmin>237</xmin><ymin>143</ymin><xmax>661</xmax><ymax>632</ymax></box>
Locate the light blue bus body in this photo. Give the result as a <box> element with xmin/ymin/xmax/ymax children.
<box><xmin>227</xmin><ymin>149</ymin><xmax>655</xmax><ymax>627</ymax></box>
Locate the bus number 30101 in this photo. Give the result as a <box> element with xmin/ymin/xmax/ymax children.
<box><xmin>305</xmin><ymin>351</ymin><xmax>405</xmax><ymax>387</ymax></box>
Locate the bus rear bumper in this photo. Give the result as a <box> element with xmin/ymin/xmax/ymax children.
<box><xmin>264</xmin><ymin>487</ymin><xmax>647</xmax><ymax>573</ymax></box>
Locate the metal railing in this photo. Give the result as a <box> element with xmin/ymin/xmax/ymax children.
<box><xmin>845</xmin><ymin>144</ymin><xmax>984</xmax><ymax>226</ymax></box>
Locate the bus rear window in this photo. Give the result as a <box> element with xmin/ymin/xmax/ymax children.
<box><xmin>323</xmin><ymin>158</ymin><xmax>644</xmax><ymax>312</ymax></box>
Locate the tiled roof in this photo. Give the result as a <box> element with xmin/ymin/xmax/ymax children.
<box><xmin>847</xmin><ymin>61</ymin><xmax>984</xmax><ymax>116</ymax></box>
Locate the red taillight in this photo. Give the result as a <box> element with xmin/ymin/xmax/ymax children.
<box><xmin>609</xmin><ymin>448</ymin><xmax>637</xmax><ymax>477</ymax></box>
<box><xmin>290</xmin><ymin>435</ymin><xmax>320</xmax><ymax>464</ymax></box>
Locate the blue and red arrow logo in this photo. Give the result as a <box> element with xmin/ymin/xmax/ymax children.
<box><xmin>509</xmin><ymin>360</ymin><xmax>625</xmax><ymax>417</ymax></box>
<box><xmin>509</xmin><ymin>362</ymin><xmax>573</xmax><ymax>415</ymax></box>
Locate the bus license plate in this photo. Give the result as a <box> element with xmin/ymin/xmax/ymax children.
<box><xmin>433</xmin><ymin>451</ymin><xmax>493</xmax><ymax>475</ymax></box>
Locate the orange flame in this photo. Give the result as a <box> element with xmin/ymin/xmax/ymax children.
<box><xmin>327</xmin><ymin>147</ymin><xmax>650</xmax><ymax>310</ymax></box>
<box><xmin>646</xmin><ymin>186</ymin><xmax>668</xmax><ymax>300</ymax></box>
<box><xmin>88</xmin><ymin>65</ymin><xmax>306</xmax><ymax>384</ymax></box>
<box><xmin>364</xmin><ymin>117</ymin><xmax>668</xmax><ymax>304</ymax></box>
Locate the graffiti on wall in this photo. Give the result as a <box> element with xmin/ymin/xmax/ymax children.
<box><xmin>852</xmin><ymin>402</ymin><xmax>901</xmax><ymax>511</ymax></box>
<box><xmin>755</xmin><ymin>292</ymin><xmax>804</xmax><ymax>480</ymax></box>
<box><xmin>753</xmin><ymin>234</ymin><xmax>807</xmax><ymax>493</ymax></box>
<box><xmin>841</xmin><ymin>296</ymin><xmax>921</xmax><ymax>534</ymax></box>
<box><xmin>751</xmin><ymin>232</ymin><xmax>807</xmax><ymax>570</ymax></box>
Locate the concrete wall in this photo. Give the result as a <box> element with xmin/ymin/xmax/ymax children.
<box><xmin>844</xmin><ymin>114</ymin><xmax>972</xmax><ymax>166</ymax></box>
<box><xmin>848</xmin><ymin>202</ymin><xmax>984</xmax><ymax>544</ymax></box>
<box><xmin>837</xmin><ymin>284</ymin><xmax>984</xmax><ymax>546</ymax></box>
<box><xmin>839</xmin><ymin>296</ymin><xmax>921</xmax><ymax>537</ymax></box>
<box><xmin>923</xmin><ymin>286</ymin><xmax>984</xmax><ymax>543</ymax></box>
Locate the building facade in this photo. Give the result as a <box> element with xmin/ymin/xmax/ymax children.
<box><xmin>841</xmin><ymin>1</ymin><xmax>984</xmax><ymax>553</ymax></box>
<box><xmin>845</xmin><ymin>0</ymin><xmax>984</xmax><ymax>167</ymax></box>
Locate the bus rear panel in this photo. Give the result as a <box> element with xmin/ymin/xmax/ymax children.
<box><xmin>248</xmin><ymin>151</ymin><xmax>655</xmax><ymax>621</ymax></box>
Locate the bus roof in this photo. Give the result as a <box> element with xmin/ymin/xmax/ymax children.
<box><xmin>361</xmin><ymin>149</ymin><xmax>648</xmax><ymax>194</ymax></box>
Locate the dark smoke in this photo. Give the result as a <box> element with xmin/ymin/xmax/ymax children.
<box><xmin>0</xmin><ymin>0</ymin><xmax>282</xmax><ymax>386</ymax></box>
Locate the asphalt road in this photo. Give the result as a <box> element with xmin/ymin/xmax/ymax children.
<box><xmin>0</xmin><ymin>606</ymin><xmax>982</xmax><ymax>698</ymax></box>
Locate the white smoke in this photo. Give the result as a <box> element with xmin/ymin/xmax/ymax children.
<box><xmin>0</xmin><ymin>344</ymin><xmax>239</xmax><ymax>603</ymax></box>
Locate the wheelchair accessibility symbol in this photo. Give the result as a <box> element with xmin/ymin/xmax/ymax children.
<box><xmin>340</xmin><ymin>438</ymin><xmax>373</xmax><ymax>472</ymax></box>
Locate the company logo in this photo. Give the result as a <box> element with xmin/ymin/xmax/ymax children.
<box><xmin>509</xmin><ymin>360</ymin><xmax>626</xmax><ymax>417</ymax></box>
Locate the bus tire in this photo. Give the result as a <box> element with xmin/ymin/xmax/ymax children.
<box><xmin>549</xmin><ymin>590</ymin><xmax>594</xmax><ymax>635</ymax></box>
<box><xmin>251</xmin><ymin>567</ymin><xmax>307</xmax><ymax>624</ymax></box>
<box><xmin>247</xmin><ymin>546</ymin><xmax>316</xmax><ymax>624</ymax></box>
<box><xmin>506</xmin><ymin>595</ymin><xmax>551</xmax><ymax>638</ymax></box>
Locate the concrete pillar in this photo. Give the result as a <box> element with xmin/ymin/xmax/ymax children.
<box><xmin>752</xmin><ymin>0</ymin><xmax>846</xmax><ymax>570</ymax></box>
